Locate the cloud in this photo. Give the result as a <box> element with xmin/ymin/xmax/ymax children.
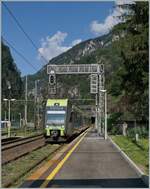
<box><xmin>116</xmin><ymin>0</ymin><xmax>134</xmax><ymax>6</ymax></box>
<box><xmin>71</xmin><ymin>39</ymin><xmax>82</xmax><ymax>46</ymax></box>
<box><xmin>90</xmin><ymin>0</ymin><xmax>134</xmax><ymax>36</ymax></box>
<box><xmin>90</xmin><ymin>14</ymin><xmax>120</xmax><ymax>36</ymax></box>
<box><xmin>38</xmin><ymin>31</ymin><xmax>82</xmax><ymax>62</ymax></box>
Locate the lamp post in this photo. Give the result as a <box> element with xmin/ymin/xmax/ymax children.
<box><xmin>3</xmin><ymin>98</ymin><xmax>16</xmax><ymax>137</ymax></box>
<box><xmin>3</xmin><ymin>98</ymin><xmax>16</xmax><ymax>122</ymax></box>
<box><xmin>18</xmin><ymin>113</ymin><xmax>22</xmax><ymax>128</ymax></box>
<box><xmin>35</xmin><ymin>80</ymin><xmax>40</xmax><ymax>129</ymax></box>
<box><xmin>99</xmin><ymin>90</ymin><xmax>107</xmax><ymax>140</ymax></box>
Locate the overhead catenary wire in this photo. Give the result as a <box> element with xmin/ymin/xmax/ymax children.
<box><xmin>2</xmin><ymin>36</ymin><xmax>38</xmax><ymax>71</ymax></box>
<box><xmin>2</xmin><ymin>2</ymin><xmax>48</xmax><ymax>65</ymax></box>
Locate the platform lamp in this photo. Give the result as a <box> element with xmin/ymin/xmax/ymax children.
<box><xmin>3</xmin><ymin>98</ymin><xmax>16</xmax><ymax>137</ymax></box>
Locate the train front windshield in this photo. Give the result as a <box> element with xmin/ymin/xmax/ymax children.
<box><xmin>46</xmin><ymin>111</ymin><xmax>66</xmax><ymax>125</ymax></box>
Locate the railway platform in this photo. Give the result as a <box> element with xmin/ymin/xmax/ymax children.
<box><xmin>21</xmin><ymin>128</ymin><xmax>148</xmax><ymax>188</ymax></box>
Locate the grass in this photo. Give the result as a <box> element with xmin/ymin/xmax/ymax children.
<box><xmin>1</xmin><ymin>127</ymin><xmax>43</xmax><ymax>137</ymax></box>
<box><xmin>2</xmin><ymin>143</ymin><xmax>62</xmax><ymax>188</ymax></box>
<box><xmin>111</xmin><ymin>135</ymin><xmax>149</xmax><ymax>175</ymax></box>
<box><xmin>137</xmin><ymin>139</ymin><xmax>149</xmax><ymax>151</ymax></box>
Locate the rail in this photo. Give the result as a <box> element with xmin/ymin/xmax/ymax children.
<box><xmin>2</xmin><ymin>134</ymin><xmax>45</xmax><ymax>164</ymax></box>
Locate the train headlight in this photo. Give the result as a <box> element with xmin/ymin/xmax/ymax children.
<box><xmin>46</xmin><ymin>125</ymin><xmax>49</xmax><ymax>128</ymax></box>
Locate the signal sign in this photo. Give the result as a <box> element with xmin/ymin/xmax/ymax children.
<box><xmin>49</xmin><ymin>74</ymin><xmax>56</xmax><ymax>85</ymax></box>
<box><xmin>90</xmin><ymin>74</ymin><xmax>98</xmax><ymax>94</ymax></box>
<box><xmin>48</xmin><ymin>70</ymin><xmax>56</xmax><ymax>94</ymax></box>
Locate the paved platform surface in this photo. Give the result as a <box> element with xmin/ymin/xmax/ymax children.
<box><xmin>21</xmin><ymin>129</ymin><xmax>147</xmax><ymax>188</ymax></box>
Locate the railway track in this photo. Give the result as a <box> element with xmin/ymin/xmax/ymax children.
<box><xmin>2</xmin><ymin>144</ymin><xmax>64</xmax><ymax>188</ymax></box>
<box><xmin>2</xmin><ymin>126</ymin><xmax>89</xmax><ymax>165</ymax></box>
<box><xmin>2</xmin><ymin>126</ymin><xmax>90</xmax><ymax>187</ymax></box>
<box><xmin>2</xmin><ymin>134</ymin><xmax>45</xmax><ymax>164</ymax></box>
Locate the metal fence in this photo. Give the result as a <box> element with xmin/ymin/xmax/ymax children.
<box><xmin>1</xmin><ymin>99</ymin><xmax>44</xmax><ymax>137</ymax></box>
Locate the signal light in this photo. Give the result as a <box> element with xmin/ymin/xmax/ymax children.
<box><xmin>49</xmin><ymin>74</ymin><xmax>56</xmax><ymax>85</ymax></box>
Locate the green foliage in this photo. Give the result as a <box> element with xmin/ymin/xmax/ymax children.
<box><xmin>111</xmin><ymin>2</ymin><xmax>149</xmax><ymax>121</ymax></box>
<box><xmin>110</xmin><ymin>126</ymin><xmax>120</xmax><ymax>135</ymax></box>
<box><xmin>127</xmin><ymin>128</ymin><xmax>138</xmax><ymax>139</ymax></box>
<box><xmin>107</xmin><ymin>112</ymin><xmax>122</xmax><ymax>132</ymax></box>
<box><xmin>2</xmin><ymin>42</ymin><xmax>23</xmax><ymax>99</ymax></box>
<box><xmin>127</xmin><ymin>127</ymin><xmax>149</xmax><ymax>139</ymax></box>
<box><xmin>141</xmin><ymin>127</ymin><xmax>149</xmax><ymax>138</ymax></box>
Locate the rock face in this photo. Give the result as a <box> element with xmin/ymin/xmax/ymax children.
<box><xmin>25</xmin><ymin>32</ymin><xmax>114</xmax><ymax>99</ymax></box>
<box><xmin>44</xmin><ymin>32</ymin><xmax>112</xmax><ymax>66</ymax></box>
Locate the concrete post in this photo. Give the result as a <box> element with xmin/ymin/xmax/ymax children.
<box><xmin>122</xmin><ymin>122</ymin><xmax>128</xmax><ymax>136</ymax></box>
<box><xmin>7</xmin><ymin>121</ymin><xmax>11</xmax><ymax>137</ymax></box>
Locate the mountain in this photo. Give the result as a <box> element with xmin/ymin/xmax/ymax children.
<box><xmin>26</xmin><ymin>32</ymin><xmax>120</xmax><ymax>97</ymax></box>
<box><xmin>2</xmin><ymin>42</ymin><xmax>24</xmax><ymax>120</ymax></box>
<box><xmin>24</xmin><ymin>31</ymin><xmax>127</xmax><ymax>125</ymax></box>
<box><xmin>2</xmin><ymin>42</ymin><xmax>23</xmax><ymax>99</ymax></box>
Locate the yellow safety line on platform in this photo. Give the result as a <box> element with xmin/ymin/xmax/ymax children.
<box><xmin>27</xmin><ymin>128</ymin><xmax>89</xmax><ymax>181</ymax></box>
<box><xmin>40</xmin><ymin>130</ymin><xmax>88</xmax><ymax>188</ymax></box>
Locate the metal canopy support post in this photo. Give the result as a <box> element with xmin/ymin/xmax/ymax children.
<box><xmin>104</xmin><ymin>91</ymin><xmax>107</xmax><ymax>140</ymax></box>
<box><xmin>98</xmin><ymin>72</ymin><xmax>105</xmax><ymax>138</ymax></box>
<box><xmin>95</xmin><ymin>93</ymin><xmax>98</xmax><ymax>131</ymax></box>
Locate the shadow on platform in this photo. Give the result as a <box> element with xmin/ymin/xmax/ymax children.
<box><xmin>21</xmin><ymin>178</ymin><xmax>148</xmax><ymax>188</ymax></box>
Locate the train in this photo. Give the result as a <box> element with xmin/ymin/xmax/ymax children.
<box><xmin>44</xmin><ymin>99</ymin><xmax>90</xmax><ymax>141</ymax></box>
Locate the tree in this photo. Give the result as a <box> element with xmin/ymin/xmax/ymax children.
<box><xmin>2</xmin><ymin>41</ymin><xmax>23</xmax><ymax>99</ymax></box>
<box><xmin>2</xmin><ymin>41</ymin><xmax>24</xmax><ymax>120</ymax></box>
<box><xmin>111</xmin><ymin>2</ymin><xmax>149</xmax><ymax>121</ymax></box>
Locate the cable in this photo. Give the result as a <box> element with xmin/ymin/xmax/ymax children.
<box><xmin>2</xmin><ymin>2</ymin><xmax>48</xmax><ymax>65</ymax></box>
<box><xmin>2</xmin><ymin>36</ymin><xmax>38</xmax><ymax>71</ymax></box>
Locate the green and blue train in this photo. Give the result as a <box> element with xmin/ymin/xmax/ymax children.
<box><xmin>45</xmin><ymin>99</ymin><xmax>87</xmax><ymax>141</ymax></box>
<box><xmin>44</xmin><ymin>99</ymin><xmax>89</xmax><ymax>141</ymax></box>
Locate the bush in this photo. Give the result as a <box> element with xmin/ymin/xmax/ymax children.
<box><xmin>107</xmin><ymin>112</ymin><xmax>122</xmax><ymax>132</ymax></box>
<box><xmin>110</xmin><ymin>125</ymin><xmax>121</xmax><ymax>135</ymax></box>
<box><xmin>127</xmin><ymin>127</ymin><xmax>148</xmax><ymax>139</ymax></box>
<box><xmin>141</xmin><ymin>127</ymin><xmax>149</xmax><ymax>138</ymax></box>
<box><xmin>127</xmin><ymin>128</ymin><xmax>135</xmax><ymax>138</ymax></box>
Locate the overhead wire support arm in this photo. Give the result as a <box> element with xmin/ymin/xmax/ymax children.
<box><xmin>47</xmin><ymin>64</ymin><xmax>104</xmax><ymax>74</ymax></box>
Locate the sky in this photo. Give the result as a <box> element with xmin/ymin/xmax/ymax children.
<box><xmin>2</xmin><ymin>1</ymin><xmax>125</xmax><ymax>76</ymax></box>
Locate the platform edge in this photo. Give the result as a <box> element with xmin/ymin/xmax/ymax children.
<box><xmin>108</xmin><ymin>136</ymin><xmax>149</xmax><ymax>187</ymax></box>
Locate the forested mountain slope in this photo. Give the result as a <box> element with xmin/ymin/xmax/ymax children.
<box><xmin>2</xmin><ymin>42</ymin><xmax>23</xmax><ymax>99</ymax></box>
<box><xmin>23</xmin><ymin>2</ymin><xmax>149</xmax><ymax>122</ymax></box>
